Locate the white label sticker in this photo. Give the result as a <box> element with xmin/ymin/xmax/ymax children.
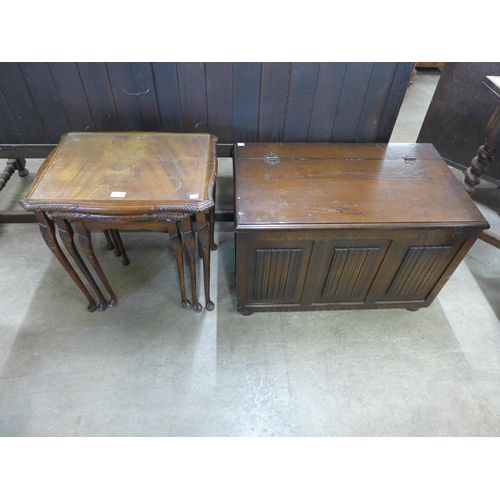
<box><xmin>110</xmin><ymin>191</ymin><xmax>127</xmax><ymax>198</ymax></box>
<box><xmin>237</xmin><ymin>143</ymin><xmax>245</xmax><ymax>146</ymax></box>
<box><xmin>190</xmin><ymin>193</ymin><xmax>200</xmax><ymax>199</ymax></box>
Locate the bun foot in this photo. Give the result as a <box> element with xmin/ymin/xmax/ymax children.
<box><xmin>205</xmin><ymin>301</ymin><xmax>215</xmax><ymax>311</ymax></box>
<box><xmin>98</xmin><ymin>302</ymin><xmax>107</xmax><ymax>311</ymax></box>
<box><xmin>121</xmin><ymin>257</ymin><xmax>130</xmax><ymax>266</ymax></box>
<box><xmin>193</xmin><ymin>302</ymin><xmax>203</xmax><ymax>313</ymax></box>
<box><xmin>182</xmin><ymin>299</ymin><xmax>192</xmax><ymax>309</ymax></box>
<box><xmin>87</xmin><ymin>303</ymin><xmax>97</xmax><ymax>313</ymax></box>
<box><xmin>109</xmin><ymin>299</ymin><xmax>118</xmax><ymax>308</ymax></box>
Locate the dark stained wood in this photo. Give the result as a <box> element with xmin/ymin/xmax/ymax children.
<box><xmin>232</xmin><ymin>63</ymin><xmax>261</xmax><ymax>142</ymax></box>
<box><xmin>377</xmin><ymin>62</ymin><xmax>416</xmax><ymax>142</ymax></box>
<box><xmin>417</xmin><ymin>63</ymin><xmax>500</xmax><ymax>185</ymax></box>
<box><xmin>258</xmin><ymin>62</ymin><xmax>290</xmax><ymax>141</ymax></box>
<box><xmin>21</xmin><ymin>132</ymin><xmax>217</xmax><ymax>215</ymax></box>
<box><xmin>35</xmin><ymin>211</ymin><xmax>98</xmax><ymax>312</ymax></box>
<box><xmin>0</xmin><ymin>85</ymin><xmax>24</xmax><ymax>144</ymax></box>
<box><xmin>283</xmin><ymin>62</ymin><xmax>320</xmax><ymax>141</ymax></box>
<box><xmin>0</xmin><ymin>158</ymin><xmax>28</xmax><ymax>192</ymax></box>
<box><xmin>106</xmin><ymin>63</ymin><xmax>161</xmax><ymax>131</ymax></box>
<box><xmin>77</xmin><ymin>62</ymin><xmax>121</xmax><ymax>132</ymax></box>
<box><xmin>206</xmin><ymin>62</ymin><xmax>233</xmax><ymax>143</ymax></box>
<box><xmin>331</xmin><ymin>63</ymin><xmax>374</xmax><ymax>141</ymax></box>
<box><xmin>177</xmin><ymin>62</ymin><xmax>209</xmax><ymax>133</ymax></box>
<box><xmin>463</xmin><ymin>78</ymin><xmax>500</xmax><ymax>194</ymax></box>
<box><xmin>233</xmin><ymin>143</ymin><xmax>489</xmax><ymax>314</ymax></box>
<box><xmin>355</xmin><ymin>62</ymin><xmax>398</xmax><ymax>142</ymax></box>
<box><xmin>308</xmin><ymin>63</ymin><xmax>347</xmax><ymax>141</ymax></box>
<box><xmin>1</xmin><ymin>62</ymin><xmax>414</xmax><ymax>222</ymax></box>
<box><xmin>152</xmin><ymin>63</ymin><xmax>183</xmax><ymax>132</ymax></box>
<box><xmin>0</xmin><ymin>63</ymin><xmax>49</xmax><ymax>143</ymax></box>
<box><xmin>1</xmin><ymin>62</ymin><xmax>414</xmax><ymax>148</ymax></box>
<box><xmin>47</xmin><ymin>62</ymin><xmax>95</xmax><ymax>132</ymax></box>
<box><xmin>20</xmin><ymin>132</ymin><xmax>218</xmax><ymax>312</ymax></box>
<box><xmin>19</xmin><ymin>62</ymin><xmax>71</xmax><ymax>143</ymax></box>
<box><xmin>234</xmin><ymin>143</ymin><xmax>480</xmax><ymax>227</ymax></box>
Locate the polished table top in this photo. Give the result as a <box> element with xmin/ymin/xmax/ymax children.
<box><xmin>21</xmin><ymin>132</ymin><xmax>218</xmax><ymax>216</ymax></box>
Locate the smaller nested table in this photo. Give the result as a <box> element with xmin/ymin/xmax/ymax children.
<box><xmin>20</xmin><ymin>132</ymin><xmax>218</xmax><ymax>313</ymax></box>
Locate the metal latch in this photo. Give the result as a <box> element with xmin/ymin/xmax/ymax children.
<box><xmin>403</xmin><ymin>155</ymin><xmax>417</xmax><ymax>164</ymax></box>
<box><xmin>265</xmin><ymin>154</ymin><xmax>280</xmax><ymax>164</ymax></box>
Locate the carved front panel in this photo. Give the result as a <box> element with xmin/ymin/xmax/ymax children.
<box><xmin>385</xmin><ymin>245</ymin><xmax>456</xmax><ymax>300</ymax></box>
<box><xmin>253</xmin><ymin>248</ymin><xmax>303</xmax><ymax>301</ymax></box>
<box><xmin>321</xmin><ymin>247</ymin><xmax>381</xmax><ymax>302</ymax></box>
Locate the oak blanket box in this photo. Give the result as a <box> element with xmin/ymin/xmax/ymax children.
<box><xmin>233</xmin><ymin>142</ymin><xmax>489</xmax><ymax>315</ymax></box>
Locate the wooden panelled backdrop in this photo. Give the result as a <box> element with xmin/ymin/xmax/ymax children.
<box><xmin>0</xmin><ymin>62</ymin><xmax>414</xmax><ymax>154</ymax></box>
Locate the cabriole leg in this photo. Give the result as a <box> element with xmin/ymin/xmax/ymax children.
<box><xmin>196</xmin><ymin>211</ymin><xmax>214</xmax><ymax>311</ymax></box>
<box><xmin>35</xmin><ymin>212</ymin><xmax>97</xmax><ymax>312</ymax></box>
<box><xmin>181</xmin><ymin>217</ymin><xmax>202</xmax><ymax>312</ymax></box>
<box><xmin>55</xmin><ymin>218</ymin><xmax>108</xmax><ymax>311</ymax></box>
<box><xmin>74</xmin><ymin>221</ymin><xmax>118</xmax><ymax>308</ymax></box>
<box><xmin>167</xmin><ymin>221</ymin><xmax>191</xmax><ymax>309</ymax></box>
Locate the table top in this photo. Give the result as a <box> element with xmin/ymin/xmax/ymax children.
<box><xmin>234</xmin><ymin>142</ymin><xmax>489</xmax><ymax>229</ymax></box>
<box><xmin>21</xmin><ymin>132</ymin><xmax>218</xmax><ymax>215</ymax></box>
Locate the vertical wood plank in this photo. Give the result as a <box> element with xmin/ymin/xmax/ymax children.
<box><xmin>308</xmin><ymin>63</ymin><xmax>347</xmax><ymax>142</ymax></box>
<box><xmin>152</xmin><ymin>62</ymin><xmax>182</xmax><ymax>132</ymax></box>
<box><xmin>233</xmin><ymin>62</ymin><xmax>261</xmax><ymax>142</ymax></box>
<box><xmin>19</xmin><ymin>62</ymin><xmax>71</xmax><ymax>143</ymax></box>
<box><xmin>355</xmin><ymin>62</ymin><xmax>398</xmax><ymax>142</ymax></box>
<box><xmin>77</xmin><ymin>62</ymin><xmax>121</xmax><ymax>132</ymax></box>
<box><xmin>0</xmin><ymin>62</ymin><xmax>49</xmax><ymax>143</ymax></box>
<box><xmin>259</xmin><ymin>62</ymin><xmax>290</xmax><ymax>141</ymax></box>
<box><xmin>377</xmin><ymin>62</ymin><xmax>414</xmax><ymax>142</ymax></box>
<box><xmin>177</xmin><ymin>62</ymin><xmax>208</xmax><ymax>133</ymax></box>
<box><xmin>47</xmin><ymin>62</ymin><xmax>95</xmax><ymax>132</ymax></box>
<box><xmin>0</xmin><ymin>86</ymin><xmax>24</xmax><ymax>144</ymax></box>
<box><xmin>331</xmin><ymin>62</ymin><xmax>374</xmax><ymax>142</ymax></box>
<box><xmin>206</xmin><ymin>62</ymin><xmax>233</xmax><ymax>143</ymax></box>
<box><xmin>283</xmin><ymin>62</ymin><xmax>320</xmax><ymax>141</ymax></box>
<box><xmin>107</xmin><ymin>62</ymin><xmax>161</xmax><ymax>131</ymax></box>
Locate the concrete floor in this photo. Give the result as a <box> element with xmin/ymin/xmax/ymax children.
<box><xmin>2</xmin><ymin>69</ymin><xmax>500</xmax><ymax>438</ymax></box>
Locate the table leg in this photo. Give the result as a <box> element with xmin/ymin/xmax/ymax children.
<box><xmin>55</xmin><ymin>219</ymin><xmax>108</xmax><ymax>311</ymax></box>
<box><xmin>210</xmin><ymin>183</ymin><xmax>218</xmax><ymax>251</ymax></box>
<box><xmin>463</xmin><ymin>106</ymin><xmax>500</xmax><ymax>194</ymax></box>
<box><xmin>73</xmin><ymin>221</ymin><xmax>118</xmax><ymax>308</ymax></box>
<box><xmin>181</xmin><ymin>217</ymin><xmax>202</xmax><ymax>312</ymax></box>
<box><xmin>196</xmin><ymin>211</ymin><xmax>215</xmax><ymax>311</ymax></box>
<box><xmin>35</xmin><ymin>212</ymin><xmax>98</xmax><ymax>312</ymax></box>
<box><xmin>166</xmin><ymin>221</ymin><xmax>191</xmax><ymax>309</ymax></box>
<box><xmin>110</xmin><ymin>229</ymin><xmax>130</xmax><ymax>266</ymax></box>
<box><xmin>103</xmin><ymin>230</ymin><xmax>115</xmax><ymax>251</ymax></box>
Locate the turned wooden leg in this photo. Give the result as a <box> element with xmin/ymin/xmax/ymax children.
<box><xmin>103</xmin><ymin>230</ymin><xmax>115</xmax><ymax>251</ymax></box>
<box><xmin>463</xmin><ymin>138</ymin><xmax>498</xmax><ymax>194</ymax></box>
<box><xmin>181</xmin><ymin>217</ymin><xmax>202</xmax><ymax>312</ymax></box>
<box><xmin>167</xmin><ymin>221</ymin><xmax>191</xmax><ymax>309</ymax></box>
<box><xmin>73</xmin><ymin>221</ymin><xmax>118</xmax><ymax>308</ymax></box>
<box><xmin>110</xmin><ymin>229</ymin><xmax>130</xmax><ymax>266</ymax></box>
<box><xmin>196</xmin><ymin>211</ymin><xmax>214</xmax><ymax>311</ymax></box>
<box><xmin>463</xmin><ymin>106</ymin><xmax>500</xmax><ymax>195</ymax></box>
<box><xmin>35</xmin><ymin>212</ymin><xmax>97</xmax><ymax>312</ymax></box>
<box><xmin>55</xmin><ymin>219</ymin><xmax>108</xmax><ymax>311</ymax></box>
<box><xmin>0</xmin><ymin>158</ymin><xmax>29</xmax><ymax>192</ymax></box>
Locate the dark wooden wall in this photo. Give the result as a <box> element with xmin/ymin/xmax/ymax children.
<box><xmin>0</xmin><ymin>62</ymin><xmax>414</xmax><ymax>157</ymax></box>
<box><xmin>417</xmin><ymin>62</ymin><xmax>500</xmax><ymax>186</ymax></box>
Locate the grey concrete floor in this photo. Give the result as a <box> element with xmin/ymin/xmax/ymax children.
<box><xmin>2</xmin><ymin>69</ymin><xmax>500</xmax><ymax>439</ymax></box>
